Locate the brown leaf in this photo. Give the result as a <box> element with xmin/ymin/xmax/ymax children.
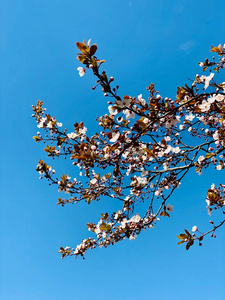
<box><xmin>76</xmin><ymin>42</ymin><xmax>88</xmax><ymax>53</ymax></box>
<box><xmin>90</xmin><ymin>44</ymin><xmax>97</xmax><ymax>56</ymax></box>
<box><xmin>77</xmin><ymin>55</ymin><xmax>88</xmax><ymax>64</ymax></box>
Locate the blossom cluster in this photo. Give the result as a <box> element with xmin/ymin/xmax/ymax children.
<box><xmin>32</xmin><ymin>41</ymin><xmax>225</xmax><ymax>258</ymax></box>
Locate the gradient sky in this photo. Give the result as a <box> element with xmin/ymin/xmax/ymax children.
<box><xmin>1</xmin><ymin>1</ymin><xmax>225</xmax><ymax>299</ymax></box>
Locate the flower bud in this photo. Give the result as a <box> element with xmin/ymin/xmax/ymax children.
<box><xmin>192</xmin><ymin>225</ymin><xmax>198</xmax><ymax>232</ymax></box>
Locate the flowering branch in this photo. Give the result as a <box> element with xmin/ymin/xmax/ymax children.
<box><xmin>32</xmin><ymin>41</ymin><xmax>225</xmax><ymax>259</ymax></box>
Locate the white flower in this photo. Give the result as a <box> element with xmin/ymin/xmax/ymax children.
<box><xmin>124</xmin><ymin>196</ymin><xmax>131</xmax><ymax>202</ymax></box>
<box><xmin>121</xmin><ymin>219</ymin><xmax>128</xmax><ymax>229</ymax></box>
<box><xmin>135</xmin><ymin>176</ymin><xmax>148</xmax><ymax>187</ymax></box>
<box><xmin>157</xmin><ymin>150</ymin><xmax>164</xmax><ymax>157</ymax></box>
<box><xmin>109</xmin><ymin>132</ymin><xmax>120</xmax><ymax>143</ymax></box>
<box><xmin>165</xmin><ymin>116</ymin><xmax>180</xmax><ymax>128</ymax></box>
<box><xmin>67</xmin><ymin>132</ymin><xmax>78</xmax><ymax>139</ymax></box>
<box><xmin>77</xmin><ymin>67</ymin><xmax>85</xmax><ymax>77</ymax></box>
<box><xmin>95</xmin><ymin>226</ymin><xmax>101</xmax><ymax>234</ymax></box>
<box><xmin>129</xmin><ymin>234</ymin><xmax>136</xmax><ymax>240</ymax></box>
<box><xmin>198</xmin><ymin>155</ymin><xmax>205</xmax><ymax>164</ymax></box>
<box><xmin>114</xmin><ymin>211</ymin><xmax>122</xmax><ymax>220</ymax></box>
<box><xmin>124</xmin><ymin>109</ymin><xmax>135</xmax><ymax>119</ymax></box>
<box><xmin>164</xmin><ymin>145</ymin><xmax>172</xmax><ymax>154</ymax></box>
<box><xmin>216</xmin><ymin>164</ymin><xmax>222</xmax><ymax>170</ymax></box>
<box><xmin>57</xmin><ymin>122</ymin><xmax>63</xmax><ymax>127</ymax></box>
<box><xmin>143</xmin><ymin>117</ymin><xmax>149</xmax><ymax>124</ymax></box>
<box><xmin>172</xmin><ymin>147</ymin><xmax>181</xmax><ymax>154</ymax></box>
<box><xmin>37</xmin><ymin>117</ymin><xmax>46</xmax><ymax>128</ymax></box>
<box><xmin>185</xmin><ymin>113</ymin><xmax>195</xmax><ymax>121</ymax></box>
<box><xmin>199</xmin><ymin>100</ymin><xmax>211</xmax><ymax>112</ymax></box>
<box><xmin>130</xmin><ymin>214</ymin><xmax>142</xmax><ymax>223</ymax></box>
<box><xmin>155</xmin><ymin>190</ymin><xmax>160</xmax><ymax>196</ymax></box>
<box><xmin>108</xmin><ymin>105</ymin><xmax>118</xmax><ymax>116</ymax></box>
<box><xmin>200</xmin><ymin>73</ymin><xmax>214</xmax><ymax>89</ymax></box>
<box><xmin>115</xmin><ymin>98</ymin><xmax>132</xmax><ymax>108</ymax></box>
<box><xmin>123</xmin><ymin>98</ymin><xmax>132</xmax><ymax>106</ymax></box>
<box><xmin>166</xmin><ymin>204</ymin><xmax>173</xmax><ymax>212</ymax></box>
<box><xmin>213</xmin><ymin>94</ymin><xmax>224</xmax><ymax>102</ymax></box>
<box><xmin>47</xmin><ymin>122</ymin><xmax>53</xmax><ymax>129</ymax></box>
<box><xmin>163</xmin><ymin>162</ymin><xmax>169</xmax><ymax>170</ymax></box>
<box><xmin>79</xmin><ymin>127</ymin><xmax>87</xmax><ymax>135</ymax></box>
<box><xmin>138</xmin><ymin>94</ymin><xmax>146</xmax><ymax>106</ymax></box>
<box><xmin>213</xmin><ymin>130</ymin><xmax>219</xmax><ymax>144</ymax></box>
<box><xmin>165</xmin><ymin>136</ymin><xmax>171</xmax><ymax>142</ymax></box>
<box><xmin>90</xmin><ymin>178</ymin><xmax>98</xmax><ymax>185</ymax></box>
<box><xmin>192</xmin><ymin>225</ymin><xmax>198</xmax><ymax>232</ymax></box>
<box><xmin>207</xmin><ymin>95</ymin><xmax>216</xmax><ymax>104</ymax></box>
<box><xmin>211</xmin><ymin>183</ymin><xmax>216</xmax><ymax>190</ymax></box>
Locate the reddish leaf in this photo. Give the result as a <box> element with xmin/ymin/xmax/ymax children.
<box><xmin>90</xmin><ymin>44</ymin><xmax>97</xmax><ymax>56</ymax></box>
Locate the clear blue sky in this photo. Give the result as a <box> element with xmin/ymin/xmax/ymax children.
<box><xmin>1</xmin><ymin>1</ymin><xmax>225</xmax><ymax>299</ymax></box>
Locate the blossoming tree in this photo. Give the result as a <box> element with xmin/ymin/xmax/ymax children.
<box><xmin>32</xmin><ymin>41</ymin><xmax>225</xmax><ymax>259</ymax></box>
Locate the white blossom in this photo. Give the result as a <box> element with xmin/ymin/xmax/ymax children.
<box><xmin>115</xmin><ymin>98</ymin><xmax>132</xmax><ymax>108</ymax></box>
<box><xmin>138</xmin><ymin>94</ymin><xmax>146</xmax><ymax>105</ymax></box>
<box><xmin>199</xmin><ymin>100</ymin><xmax>211</xmax><ymax>112</ymax></box>
<box><xmin>121</xmin><ymin>219</ymin><xmax>128</xmax><ymax>229</ymax></box>
<box><xmin>90</xmin><ymin>178</ymin><xmax>98</xmax><ymax>185</ymax></box>
<box><xmin>200</xmin><ymin>73</ymin><xmax>214</xmax><ymax>89</ymax></box>
<box><xmin>172</xmin><ymin>147</ymin><xmax>181</xmax><ymax>154</ymax></box>
<box><xmin>77</xmin><ymin>67</ymin><xmax>85</xmax><ymax>77</ymax></box>
<box><xmin>108</xmin><ymin>105</ymin><xmax>118</xmax><ymax>116</ymax></box>
<box><xmin>165</xmin><ymin>136</ymin><xmax>171</xmax><ymax>141</ymax></box>
<box><xmin>185</xmin><ymin>113</ymin><xmax>195</xmax><ymax>121</ymax></box>
<box><xmin>192</xmin><ymin>225</ymin><xmax>198</xmax><ymax>232</ymax></box>
<box><xmin>109</xmin><ymin>132</ymin><xmax>120</xmax><ymax>143</ymax></box>
<box><xmin>216</xmin><ymin>164</ymin><xmax>222</xmax><ymax>170</ymax></box>
<box><xmin>79</xmin><ymin>127</ymin><xmax>87</xmax><ymax>135</ymax></box>
<box><xmin>198</xmin><ymin>155</ymin><xmax>205</xmax><ymax>164</ymax></box>
<box><xmin>130</xmin><ymin>214</ymin><xmax>142</xmax><ymax>223</ymax></box>
<box><xmin>67</xmin><ymin>132</ymin><xmax>78</xmax><ymax>139</ymax></box>
<box><xmin>165</xmin><ymin>116</ymin><xmax>180</xmax><ymax>128</ymax></box>
<box><xmin>37</xmin><ymin>117</ymin><xmax>46</xmax><ymax>128</ymax></box>
<box><xmin>124</xmin><ymin>109</ymin><xmax>135</xmax><ymax>119</ymax></box>
<box><xmin>213</xmin><ymin>130</ymin><xmax>219</xmax><ymax>144</ymax></box>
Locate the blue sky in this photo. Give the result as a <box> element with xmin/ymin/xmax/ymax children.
<box><xmin>1</xmin><ymin>0</ymin><xmax>225</xmax><ymax>299</ymax></box>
